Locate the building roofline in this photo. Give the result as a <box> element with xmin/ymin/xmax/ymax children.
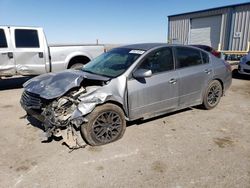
<box><xmin>168</xmin><ymin>2</ymin><xmax>250</xmax><ymax>18</ymax></box>
<box><xmin>0</xmin><ymin>25</ymin><xmax>42</xmax><ymax>28</ymax></box>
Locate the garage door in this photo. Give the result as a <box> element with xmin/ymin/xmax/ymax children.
<box><xmin>189</xmin><ymin>15</ymin><xmax>222</xmax><ymax>49</ymax></box>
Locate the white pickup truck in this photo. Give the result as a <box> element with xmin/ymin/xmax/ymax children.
<box><xmin>0</xmin><ymin>26</ymin><xmax>105</xmax><ymax>76</ymax></box>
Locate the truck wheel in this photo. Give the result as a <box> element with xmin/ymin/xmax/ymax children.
<box><xmin>69</xmin><ymin>63</ymin><xmax>84</xmax><ymax>70</ymax></box>
<box><xmin>202</xmin><ymin>80</ymin><xmax>222</xmax><ymax>110</ymax></box>
<box><xmin>81</xmin><ymin>104</ymin><xmax>126</xmax><ymax>146</ymax></box>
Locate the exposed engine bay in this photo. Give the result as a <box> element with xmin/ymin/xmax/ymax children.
<box><xmin>41</xmin><ymin>87</ymin><xmax>87</xmax><ymax>149</ymax></box>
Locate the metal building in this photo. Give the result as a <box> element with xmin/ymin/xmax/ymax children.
<box><xmin>168</xmin><ymin>2</ymin><xmax>250</xmax><ymax>52</ymax></box>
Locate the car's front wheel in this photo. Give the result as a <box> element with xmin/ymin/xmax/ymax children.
<box><xmin>81</xmin><ymin>103</ymin><xmax>126</xmax><ymax>146</ymax></box>
<box><xmin>202</xmin><ymin>80</ymin><xmax>222</xmax><ymax>110</ymax></box>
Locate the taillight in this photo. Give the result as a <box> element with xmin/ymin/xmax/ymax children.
<box><xmin>223</xmin><ymin>60</ymin><xmax>232</xmax><ymax>72</ymax></box>
<box><xmin>212</xmin><ymin>50</ymin><xmax>221</xmax><ymax>58</ymax></box>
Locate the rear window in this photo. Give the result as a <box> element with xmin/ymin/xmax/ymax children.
<box><xmin>0</xmin><ymin>29</ymin><xmax>7</xmax><ymax>48</ymax></box>
<box><xmin>200</xmin><ymin>46</ymin><xmax>212</xmax><ymax>52</ymax></box>
<box><xmin>176</xmin><ymin>47</ymin><xmax>202</xmax><ymax>68</ymax></box>
<box><xmin>15</xmin><ymin>29</ymin><xmax>40</xmax><ymax>48</ymax></box>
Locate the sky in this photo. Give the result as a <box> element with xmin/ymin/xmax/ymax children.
<box><xmin>0</xmin><ymin>0</ymin><xmax>249</xmax><ymax>44</ymax></box>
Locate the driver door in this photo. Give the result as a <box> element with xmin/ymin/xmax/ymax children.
<box><xmin>127</xmin><ymin>47</ymin><xmax>179</xmax><ymax>120</ymax></box>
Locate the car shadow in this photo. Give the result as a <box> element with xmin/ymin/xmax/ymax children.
<box><xmin>0</xmin><ymin>76</ymin><xmax>34</xmax><ymax>90</ymax></box>
<box><xmin>127</xmin><ymin>107</ymin><xmax>193</xmax><ymax>127</ymax></box>
<box><xmin>26</xmin><ymin>107</ymin><xmax>193</xmax><ymax>136</ymax></box>
<box><xmin>232</xmin><ymin>69</ymin><xmax>250</xmax><ymax>80</ymax></box>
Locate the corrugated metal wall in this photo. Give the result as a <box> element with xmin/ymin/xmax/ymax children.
<box><xmin>229</xmin><ymin>4</ymin><xmax>250</xmax><ymax>51</ymax></box>
<box><xmin>219</xmin><ymin>12</ymin><xmax>231</xmax><ymax>50</ymax></box>
<box><xmin>168</xmin><ymin>3</ymin><xmax>250</xmax><ymax>51</ymax></box>
<box><xmin>168</xmin><ymin>8</ymin><xmax>230</xmax><ymax>48</ymax></box>
<box><xmin>168</xmin><ymin>18</ymin><xmax>190</xmax><ymax>44</ymax></box>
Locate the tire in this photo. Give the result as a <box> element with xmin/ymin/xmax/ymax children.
<box><xmin>202</xmin><ymin>80</ymin><xmax>222</xmax><ymax>110</ymax></box>
<box><xmin>81</xmin><ymin>103</ymin><xmax>126</xmax><ymax>146</ymax></box>
<box><xmin>69</xmin><ymin>63</ymin><xmax>84</xmax><ymax>70</ymax></box>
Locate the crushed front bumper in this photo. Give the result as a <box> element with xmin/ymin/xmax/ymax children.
<box><xmin>20</xmin><ymin>91</ymin><xmax>87</xmax><ymax>149</ymax></box>
<box><xmin>20</xmin><ymin>91</ymin><xmax>45</xmax><ymax>122</ymax></box>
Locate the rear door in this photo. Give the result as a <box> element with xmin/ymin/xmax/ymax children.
<box><xmin>127</xmin><ymin>47</ymin><xmax>179</xmax><ymax>119</ymax></box>
<box><xmin>174</xmin><ymin>47</ymin><xmax>213</xmax><ymax>107</ymax></box>
<box><xmin>0</xmin><ymin>26</ymin><xmax>15</xmax><ymax>76</ymax></box>
<box><xmin>10</xmin><ymin>27</ymin><xmax>46</xmax><ymax>75</ymax></box>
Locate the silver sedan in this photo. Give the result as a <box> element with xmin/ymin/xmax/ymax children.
<box><xmin>238</xmin><ymin>52</ymin><xmax>250</xmax><ymax>75</ymax></box>
<box><xmin>20</xmin><ymin>43</ymin><xmax>232</xmax><ymax>148</ymax></box>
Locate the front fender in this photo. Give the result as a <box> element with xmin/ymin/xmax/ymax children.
<box><xmin>71</xmin><ymin>76</ymin><xmax>128</xmax><ymax>120</ymax></box>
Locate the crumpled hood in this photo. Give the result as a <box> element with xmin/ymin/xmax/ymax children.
<box><xmin>23</xmin><ymin>70</ymin><xmax>110</xmax><ymax>100</ymax></box>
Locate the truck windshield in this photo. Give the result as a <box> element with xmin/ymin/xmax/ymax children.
<box><xmin>82</xmin><ymin>48</ymin><xmax>144</xmax><ymax>78</ymax></box>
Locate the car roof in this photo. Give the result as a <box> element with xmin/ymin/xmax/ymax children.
<box><xmin>121</xmin><ymin>43</ymin><xmax>170</xmax><ymax>51</ymax></box>
<box><xmin>190</xmin><ymin>44</ymin><xmax>211</xmax><ymax>48</ymax></box>
<box><xmin>189</xmin><ymin>44</ymin><xmax>212</xmax><ymax>51</ymax></box>
<box><xmin>118</xmin><ymin>43</ymin><xmax>207</xmax><ymax>52</ymax></box>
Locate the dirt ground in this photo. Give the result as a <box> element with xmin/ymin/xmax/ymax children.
<box><xmin>0</xmin><ymin>68</ymin><xmax>249</xmax><ymax>188</ymax></box>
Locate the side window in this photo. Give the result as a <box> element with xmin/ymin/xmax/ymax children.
<box><xmin>176</xmin><ymin>47</ymin><xmax>202</xmax><ymax>68</ymax></box>
<box><xmin>201</xmin><ymin>51</ymin><xmax>209</xmax><ymax>64</ymax></box>
<box><xmin>15</xmin><ymin>29</ymin><xmax>40</xmax><ymax>48</ymax></box>
<box><xmin>0</xmin><ymin>29</ymin><xmax>7</xmax><ymax>48</ymax></box>
<box><xmin>139</xmin><ymin>47</ymin><xmax>174</xmax><ymax>74</ymax></box>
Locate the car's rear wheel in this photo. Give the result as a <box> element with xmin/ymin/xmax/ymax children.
<box><xmin>202</xmin><ymin>80</ymin><xmax>222</xmax><ymax>110</ymax></box>
<box><xmin>81</xmin><ymin>103</ymin><xmax>126</xmax><ymax>146</ymax></box>
<box><xmin>69</xmin><ymin>63</ymin><xmax>84</xmax><ymax>70</ymax></box>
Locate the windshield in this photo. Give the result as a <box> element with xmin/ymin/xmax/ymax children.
<box><xmin>82</xmin><ymin>48</ymin><xmax>144</xmax><ymax>78</ymax></box>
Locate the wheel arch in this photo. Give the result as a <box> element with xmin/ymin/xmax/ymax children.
<box><xmin>65</xmin><ymin>52</ymin><xmax>92</xmax><ymax>69</ymax></box>
<box><xmin>202</xmin><ymin>78</ymin><xmax>224</xmax><ymax>104</ymax></box>
<box><xmin>67</xmin><ymin>55</ymin><xmax>91</xmax><ymax>69</ymax></box>
<box><xmin>213</xmin><ymin>78</ymin><xmax>224</xmax><ymax>95</ymax></box>
<box><xmin>102</xmin><ymin>100</ymin><xmax>128</xmax><ymax>119</ymax></box>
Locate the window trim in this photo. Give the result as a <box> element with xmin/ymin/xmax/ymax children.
<box><xmin>14</xmin><ymin>29</ymin><xmax>40</xmax><ymax>48</ymax></box>
<box><xmin>0</xmin><ymin>29</ymin><xmax>8</xmax><ymax>48</ymax></box>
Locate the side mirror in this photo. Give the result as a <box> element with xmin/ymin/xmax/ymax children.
<box><xmin>133</xmin><ymin>69</ymin><xmax>152</xmax><ymax>78</ymax></box>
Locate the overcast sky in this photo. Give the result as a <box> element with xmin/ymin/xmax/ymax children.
<box><xmin>0</xmin><ymin>0</ymin><xmax>248</xmax><ymax>44</ymax></box>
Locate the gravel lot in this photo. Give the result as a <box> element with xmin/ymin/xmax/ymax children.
<box><xmin>0</xmin><ymin>67</ymin><xmax>249</xmax><ymax>188</ymax></box>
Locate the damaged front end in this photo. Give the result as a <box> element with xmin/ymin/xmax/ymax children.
<box><xmin>41</xmin><ymin>87</ymin><xmax>88</xmax><ymax>149</ymax></box>
<box><xmin>20</xmin><ymin>70</ymin><xmax>115</xmax><ymax>149</ymax></box>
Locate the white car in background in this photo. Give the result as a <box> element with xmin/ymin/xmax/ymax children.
<box><xmin>238</xmin><ymin>52</ymin><xmax>250</xmax><ymax>75</ymax></box>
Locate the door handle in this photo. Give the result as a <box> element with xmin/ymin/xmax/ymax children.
<box><xmin>204</xmin><ymin>69</ymin><xmax>212</xmax><ymax>74</ymax></box>
<box><xmin>38</xmin><ymin>52</ymin><xmax>44</xmax><ymax>58</ymax></box>
<box><xmin>169</xmin><ymin>78</ymin><xmax>177</xmax><ymax>84</ymax></box>
<box><xmin>8</xmin><ymin>52</ymin><xmax>13</xmax><ymax>59</ymax></box>
<box><xmin>1</xmin><ymin>52</ymin><xmax>13</xmax><ymax>59</ymax></box>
